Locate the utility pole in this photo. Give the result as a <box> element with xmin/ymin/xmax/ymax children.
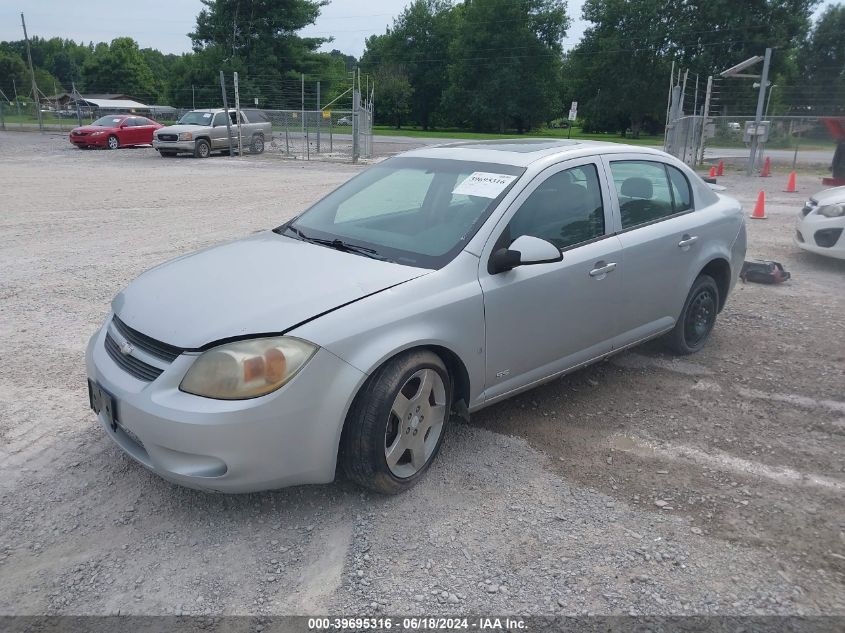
<box><xmin>192</xmin><ymin>84</ymin><xmax>196</xmax><ymax>110</ymax></box>
<box><xmin>21</xmin><ymin>13</ymin><xmax>43</xmax><ymax>130</ymax></box>
<box><xmin>748</xmin><ymin>47</ymin><xmax>772</xmax><ymax>176</ymax></box>
<box><xmin>21</xmin><ymin>13</ymin><xmax>44</xmax><ymax>131</ymax></box>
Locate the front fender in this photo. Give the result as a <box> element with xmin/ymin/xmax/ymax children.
<box><xmin>288</xmin><ymin>252</ymin><xmax>486</xmax><ymax>408</ymax></box>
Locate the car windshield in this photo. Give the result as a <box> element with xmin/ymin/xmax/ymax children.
<box><xmin>279</xmin><ymin>157</ymin><xmax>525</xmax><ymax>269</ymax></box>
<box><xmin>178</xmin><ymin>111</ymin><xmax>215</xmax><ymax>125</ymax></box>
<box><xmin>92</xmin><ymin>116</ymin><xmax>124</xmax><ymax>127</ymax></box>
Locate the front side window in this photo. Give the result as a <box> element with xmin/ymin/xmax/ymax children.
<box><xmin>280</xmin><ymin>157</ymin><xmax>525</xmax><ymax>269</ymax></box>
<box><xmin>212</xmin><ymin>112</ymin><xmax>228</xmax><ymax>127</ymax></box>
<box><xmin>506</xmin><ymin>163</ymin><xmax>606</xmax><ymax>250</ymax></box>
<box><xmin>610</xmin><ymin>160</ymin><xmax>692</xmax><ymax>229</ymax></box>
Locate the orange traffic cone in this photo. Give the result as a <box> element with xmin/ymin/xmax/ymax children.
<box><xmin>785</xmin><ymin>171</ymin><xmax>797</xmax><ymax>192</ymax></box>
<box><xmin>750</xmin><ymin>191</ymin><xmax>767</xmax><ymax>219</ymax></box>
<box><xmin>760</xmin><ymin>156</ymin><xmax>771</xmax><ymax>177</ymax></box>
<box><xmin>717</xmin><ymin>160</ymin><xmax>724</xmax><ymax>176</ymax></box>
<box><xmin>709</xmin><ymin>166</ymin><xmax>716</xmax><ymax>178</ymax></box>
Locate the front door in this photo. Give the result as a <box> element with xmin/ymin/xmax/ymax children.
<box><xmin>479</xmin><ymin>159</ymin><xmax>622</xmax><ymax>402</ymax></box>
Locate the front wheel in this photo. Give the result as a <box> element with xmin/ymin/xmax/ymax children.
<box><xmin>106</xmin><ymin>135</ymin><xmax>119</xmax><ymax>150</ymax></box>
<box><xmin>194</xmin><ymin>139</ymin><xmax>210</xmax><ymax>158</ymax></box>
<box><xmin>341</xmin><ymin>350</ymin><xmax>452</xmax><ymax>495</ymax></box>
<box><xmin>665</xmin><ymin>274</ymin><xmax>720</xmax><ymax>355</ymax></box>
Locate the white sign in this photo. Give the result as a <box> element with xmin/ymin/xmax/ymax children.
<box><xmin>452</xmin><ymin>172</ymin><xmax>518</xmax><ymax>198</ymax></box>
<box><xmin>568</xmin><ymin>101</ymin><xmax>578</xmax><ymax>121</ymax></box>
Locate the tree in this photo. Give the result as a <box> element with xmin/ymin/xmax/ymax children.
<box><xmin>81</xmin><ymin>38</ymin><xmax>158</xmax><ymax>101</ymax></box>
<box><xmin>566</xmin><ymin>0</ymin><xmax>818</xmax><ymax>134</ymax></box>
<box><xmin>362</xmin><ymin>1</ymin><xmax>457</xmax><ymax>130</ymax></box>
<box><xmin>0</xmin><ymin>51</ymin><xmax>28</xmax><ymax>102</ymax></box>
<box><xmin>444</xmin><ymin>0</ymin><xmax>568</xmax><ymax>132</ymax></box>
<box><xmin>374</xmin><ymin>65</ymin><xmax>413</xmax><ymax>128</ymax></box>
<box><xmin>793</xmin><ymin>4</ymin><xmax>845</xmax><ymax>114</ymax></box>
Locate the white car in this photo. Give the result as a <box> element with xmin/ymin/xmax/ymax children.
<box><xmin>795</xmin><ymin>186</ymin><xmax>845</xmax><ymax>259</ymax></box>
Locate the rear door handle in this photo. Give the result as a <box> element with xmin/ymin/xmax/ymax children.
<box><xmin>589</xmin><ymin>262</ymin><xmax>617</xmax><ymax>277</ymax></box>
<box><xmin>678</xmin><ymin>235</ymin><xmax>699</xmax><ymax>248</ymax></box>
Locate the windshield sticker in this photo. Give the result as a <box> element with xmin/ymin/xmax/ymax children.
<box><xmin>203</xmin><ymin>113</ymin><xmax>212</xmax><ymax>118</ymax></box>
<box><xmin>452</xmin><ymin>172</ymin><xmax>517</xmax><ymax>198</ymax></box>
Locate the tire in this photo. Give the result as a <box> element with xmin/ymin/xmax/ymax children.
<box><xmin>106</xmin><ymin>135</ymin><xmax>119</xmax><ymax>150</ymax></box>
<box><xmin>341</xmin><ymin>350</ymin><xmax>452</xmax><ymax>495</ymax></box>
<box><xmin>665</xmin><ymin>274</ymin><xmax>720</xmax><ymax>355</ymax></box>
<box><xmin>194</xmin><ymin>139</ymin><xmax>210</xmax><ymax>158</ymax></box>
<box><xmin>250</xmin><ymin>134</ymin><xmax>265</xmax><ymax>154</ymax></box>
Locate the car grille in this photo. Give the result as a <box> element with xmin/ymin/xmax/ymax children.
<box><xmin>104</xmin><ymin>333</ymin><xmax>164</xmax><ymax>382</ymax></box>
<box><xmin>103</xmin><ymin>316</ymin><xmax>184</xmax><ymax>382</ymax></box>
<box><xmin>112</xmin><ymin>315</ymin><xmax>183</xmax><ymax>362</ymax></box>
<box><xmin>157</xmin><ymin>133</ymin><xmax>178</xmax><ymax>142</ymax></box>
<box><xmin>73</xmin><ymin>131</ymin><xmax>88</xmax><ymax>136</ymax></box>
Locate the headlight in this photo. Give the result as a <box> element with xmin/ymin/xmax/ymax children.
<box><xmin>92</xmin><ymin>130</ymin><xmax>104</xmax><ymax>136</ymax></box>
<box><xmin>818</xmin><ymin>204</ymin><xmax>844</xmax><ymax>218</ymax></box>
<box><xmin>178</xmin><ymin>132</ymin><xmax>193</xmax><ymax>141</ymax></box>
<box><xmin>180</xmin><ymin>337</ymin><xmax>317</xmax><ymax>400</ymax></box>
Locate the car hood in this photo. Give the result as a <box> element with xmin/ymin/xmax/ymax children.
<box><xmin>157</xmin><ymin>124</ymin><xmax>210</xmax><ymax>135</ymax></box>
<box><xmin>812</xmin><ymin>186</ymin><xmax>845</xmax><ymax>205</ymax></box>
<box><xmin>112</xmin><ymin>232</ymin><xmax>431</xmax><ymax>349</ymax></box>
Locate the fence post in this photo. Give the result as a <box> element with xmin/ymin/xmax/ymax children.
<box><xmin>316</xmin><ymin>81</ymin><xmax>321</xmax><ymax>153</ymax></box>
<box><xmin>219</xmin><ymin>70</ymin><xmax>234</xmax><ymax>157</ymax></box>
<box><xmin>306</xmin><ymin>112</ymin><xmax>310</xmax><ymax>160</ymax></box>
<box><xmin>329</xmin><ymin>116</ymin><xmax>333</xmax><ymax>153</ymax></box>
<box><xmin>697</xmin><ymin>76</ymin><xmax>713</xmax><ymax>166</ymax></box>
<box><xmin>0</xmin><ymin>100</ymin><xmax>5</xmax><ymax>131</ymax></box>
<box><xmin>352</xmin><ymin>85</ymin><xmax>360</xmax><ymax>163</ymax></box>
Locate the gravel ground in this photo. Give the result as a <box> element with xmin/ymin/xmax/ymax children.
<box><xmin>0</xmin><ymin>132</ymin><xmax>843</xmax><ymax>617</ymax></box>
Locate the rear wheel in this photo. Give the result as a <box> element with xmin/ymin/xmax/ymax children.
<box><xmin>250</xmin><ymin>134</ymin><xmax>265</xmax><ymax>154</ymax></box>
<box><xmin>666</xmin><ymin>274</ymin><xmax>719</xmax><ymax>355</ymax></box>
<box><xmin>341</xmin><ymin>350</ymin><xmax>452</xmax><ymax>495</ymax></box>
<box><xmin>106</xmin><ymin>135</ymin><xmax>119</xmax><ymax>150</ymax></box>
<box><xmin>194</xmin><ymin>139</ymin><xmax>210</xmax><ymax>158</ymax></box>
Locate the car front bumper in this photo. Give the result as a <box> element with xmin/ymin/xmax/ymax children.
<box><xmin>85</xmin><ymin>319</ymin><xmax>366</xmax><ymax>492</ymax></box>
<box><xmin>152</xmin><ymin>139</ymin><xmax>196</xmax><ymax>152</ymax></box>
<box><xmin>70</xmin><ymin>134</ymin><xmax>108</xmax><ymax>147</ymax></box>
<box><xmin>795</xmin><ymin>212</ymin><xmax>845</xmax><ymax>260</ymax></box>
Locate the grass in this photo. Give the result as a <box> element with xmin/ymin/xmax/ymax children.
<box><xmin>372</xmin><ymin>125</ymin><xmax>664</xmax><ymax>146</ymax></box>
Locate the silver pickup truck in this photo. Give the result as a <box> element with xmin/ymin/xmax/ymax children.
<box><xmin>152</xmin><ymin>109</ymin><xmax>272</xmax><ymax>158</ymax></box>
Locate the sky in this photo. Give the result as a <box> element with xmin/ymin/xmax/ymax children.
<box><xmin>0</xmin><ymin>0</ymin><xmax>836</xmax><ymax>59</ymax></box>
<box><xmin>0</xmin><ymin>0</ymin><xmax>590</xmax><ymax>58</ymax></box>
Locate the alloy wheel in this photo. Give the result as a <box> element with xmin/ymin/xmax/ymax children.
<box><xmin>384</xmin><ymin>368</ymin><xmax>447</xmax><ymax>478</ymax></box>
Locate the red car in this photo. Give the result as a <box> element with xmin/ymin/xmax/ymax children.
<box><xmin>69</xmin><ymin>114</ymin><xmax>163</xmax><ymax>150</ymax></box>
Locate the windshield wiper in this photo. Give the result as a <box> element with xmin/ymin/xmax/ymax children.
<box><xmin>282</xmin><ymin>226</ymin><xmax>390</xmax><ymax>261</ymax></box>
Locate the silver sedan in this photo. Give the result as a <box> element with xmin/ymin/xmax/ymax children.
<box><xmin>86</xmin><ymin>140</ymin><xmax>746</xmax><ymax>493</ymax></box>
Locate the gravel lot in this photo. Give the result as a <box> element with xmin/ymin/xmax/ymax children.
<box><xmin>0</xmin><ymin>132</ymin><xmax>843</xmax><ymax>617</ymax></box>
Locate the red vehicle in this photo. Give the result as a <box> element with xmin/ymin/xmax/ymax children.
<box><xmin>69</xmin><ymin>114</ymin><xmax>163</xmax><ymax>150</ymax></box>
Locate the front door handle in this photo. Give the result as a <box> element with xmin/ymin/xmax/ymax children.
<box><xmin>678</xmin><ymin>235</ymin><xmax>699</xmax><ymax>248</ymax></box>
<box><xmin>589</xmin><ymin>262</ymin><xmax>617</xmax><ymax>277</ymax></box>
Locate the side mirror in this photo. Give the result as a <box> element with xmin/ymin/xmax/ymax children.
<box><xmin>489</xmin><ymin>235</ymin><xmax>562</xmax><ymax>274</ymax></box>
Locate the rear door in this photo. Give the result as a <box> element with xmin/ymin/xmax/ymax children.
<box><xmin>479</xmin><ymin>158</ymin><xmax>623</xmax><ymax>402</ymax></box>
<box><xmin>602</xmin><ymin>155</ymin><xmax>715</xmax><ymax>347</ymax></box>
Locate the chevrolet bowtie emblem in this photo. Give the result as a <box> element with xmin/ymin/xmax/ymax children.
<box><xmin>119</xmin><ymin>341</ymin><xmax>135</xmax><ymax>356</ymax></box>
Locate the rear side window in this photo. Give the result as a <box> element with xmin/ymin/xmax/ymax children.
<box><xmin>610</xmin><ymin>160</ymin><xmax>692</xmax><ymax>229</ymax></box>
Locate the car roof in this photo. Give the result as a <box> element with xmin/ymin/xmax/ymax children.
<box><xmin>401</xmin><ymin>138</ymin><xmax>668</xmax><ymax>167</ymax></box>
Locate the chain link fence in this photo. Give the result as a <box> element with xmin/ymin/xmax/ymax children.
<box><xmin>665</xmin><ymin>114</ymin><xmax>841</xmax><ymax>176</ymax></box>
<box><xmin>0</xmin><ymin>87</ymin><xmax>375</xmax><ymax>163</ymax></box>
